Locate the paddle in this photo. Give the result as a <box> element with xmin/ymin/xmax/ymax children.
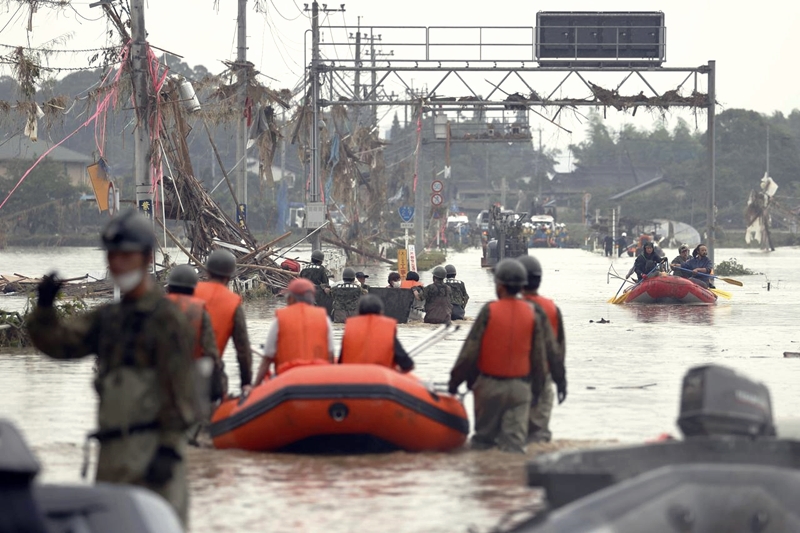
<box><xmin>710</xmin><ymin>288</ymin><xmax>732</xmax><ymax>300</ymax></box>
<box><xmin>407</xmin><ymin>324</ymin><xmax>461</xmax><ymax>358</ymax></box>
<box><xmin>673</xmin><ymin>266</ymin><xmax>743</xmax><ymax>287</ymax></box>
<box><xmin>607</xmin><ymin>278</ymin><xmax>629</xmax><ymax>303</ymax></box>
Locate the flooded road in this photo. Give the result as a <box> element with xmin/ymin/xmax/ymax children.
<box><xmin>1</xmin><ymin>244</ymin><xmax>797</xmax><ymax>532</ymax></box>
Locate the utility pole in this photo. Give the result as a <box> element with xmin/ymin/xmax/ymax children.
<box><xmin>370</xmin><ymin>30</ymin><xmax>377</xmax><ymax>126</ymax></box>
<box><xmin>236</xmin><ymin>0</ymin><xmax>248</xmax><ymax>228</ymax></box>
<box><xmin>766</xmin><ymin>124</ymin><xmax>770</xmax><ymax>176</ymax></box>
<box><xmin>130</xmin><ymin>0</ymin><xmax>151</xmax><ymax>219</ymax></box>
<box><xmin>706</xmin><ymin>60</ymin><xmax>716</xmax><ymax>263</ymax></box>
<box><xmin>351</xmin><ymin>18</ymin><xmax>361</xmax><ymax>128</ymax></box>
<box><xmin>534</xmin><ymin>126</ymin><xmax>543</xmax><ymax>201</ymax></box>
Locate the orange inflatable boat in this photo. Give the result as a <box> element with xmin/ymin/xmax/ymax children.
<box><xmin>209</xmin><ymin>363</ymin><xmax>469</xmax><ymax>453</ymax></box>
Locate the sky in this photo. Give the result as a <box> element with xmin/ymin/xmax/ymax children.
<box><xmin>1</xmin><ymin>0</ymin><xmax>799</xmax><ymax>170</ymax></box>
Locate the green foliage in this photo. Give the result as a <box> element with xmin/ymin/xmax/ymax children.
<box><xmin>0</xmin><ymin>295</ymin><xmax>87</xmax><ymax>348</ymax></box>
<box><xmin>714</xmin><ymin>258</ymin><xmax>757</xmax><ymax>276</ymax></box>
<box><xmin>0</xmin><ymin>159</ymin><xmax>78</xmax><ymax>213</ymax></box>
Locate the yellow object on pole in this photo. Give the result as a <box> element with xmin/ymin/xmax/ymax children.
<box><xmin>87</xmin><ymin>159</ymin><xmax>112</xmax><ymax>212</ymax></box>
<box><xmin>397</xmin><ymin>249</ymin><xmax>409</xmax><ymax>280</ymax></box>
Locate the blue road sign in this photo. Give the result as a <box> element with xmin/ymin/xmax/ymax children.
<box><xmin>398</xmin><ymin>205</ymin><xmax>415</xmax><ymax>223</ymax></box>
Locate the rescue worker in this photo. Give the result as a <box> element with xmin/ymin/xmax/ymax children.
<box><xmin>402</xmin><ymin>271</ymin><xmax>425</xmax><ymax>321</ymax></box>
<box><xmin>670</xmin><ymin>244</ymin><xmax>693</xmax><ymax>278</ymax></box>
<box><xmin>517</xmin><ymin>255</ymin><xmax>567</xmax><ymax>443</ymax></box>
<box><xmin>617</xmin><ymin>232</ymin><xmax>628</xmax><ymax>257</ymax></box>
<box><xmin>331</xmin><ymin>267</ymin><xmax>367</xmax><ymax>323</ymax></box>
<box><xmin>417</xmin><ymin>266</ymin><xmax>453</xmax><ymax>324</ymax></box>
<box><xmin>626</xmin><ymin>241</ymin><xmax>666</xmax><ymax>281</ymax></box>
<box><xmin>194</xmin><ymin>249</ymin><xmax>253</xmax><ymax>397</ymax></box>
<box><xmin>681</xmin><ymin>243</ymin><xmax>714</xmax><ymax>288</ymax></box>
<box><xmin>255</xmin><ymin>278</ymin><xmax>334</xmax><ymax>382</ymax></box>
<box><xmin>447</xmin><ymin>259</ymin><xmax>550</xmax><ymax>453</ymax></box>
<box><xmin>443</xmin><ymin>264</ymin><xmax>470</xmax><ymax>320</ymax></box>
<box><xmin>26</xmin><ymin>209</ymin><xmax>195</xmax><ymax>525</ymax></box>
<box><xmin>165</xmin><ymin>265</ymin><xmax>224</xmax><ymax>404</ymax></box>
<box><xmin>338</xmin><ymin>294</ymin><xmax>414</xmax><ymax>372</ymax></box>
<box><xmin>355</xmin><ymin>271</ymin><xmax>371</xmax><ymax>290</ymax></box>
<box><xmin>387</xmin><ymin>272</ymin><xmax>402</xmax><ymax>288</ymax></box>
<box><xmin>299</xmin><ymin>249</ymin><xmax>330</xmax><ymax>292</ymax></box>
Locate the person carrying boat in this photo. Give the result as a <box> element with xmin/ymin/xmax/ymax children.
<box><xmin>255</xmin><ymin>278</ymin><xmax>334</xmax><ymax>382</ymax></box>
<box><xmin>626</xmin><ymin>241</ymin><xmax>667</xmax><ymax>281</ymax></box>
<box><xmin>194</xmin><ymin>250</ymin><xmax>253</xmax><ymax>397</ymax></box>
<box><xmin>338</xmin><ymin>294</ymin><xmax>414</xmax><ymax>372</ymax></box>
<box><xmin>299</xmin><ymin>250</ymin><xmax>331</xmax><ymax>294</ymax></box>
<box><xmin>26</xmin><ymin>209</ymin><xmax>196</xmax><ymax>526</ymax></box>
<box><xmin>387</xmin><ymin>272</ymin><xmax>402</xmax><ymax>288</ymax></box>
<box><xmin>401</xmin><ymin>271</ymin><xmax>425</xmax><ymax>321</ymax></box>
<box><xmin>681</xmin><ymin>244</ymin><xmax>715</xmax><ymax>288</ymax></box>
<box><xmin>517</xmin><ymin>255</ymin><xmax>567</xmax><ymax>443</ymax></box>
<box><xmin>418</xmin><ymin>266</ymin><xmax>453</xmax><ymax>324</ymax></box>
<box><xmin>443</xmin><ymin>264</ymin><xmax>470</xmax><ymax>320</ymax></box>
<box><xmin>447</xmin><ymin>259</ymin><xmax>550</xmax><ymax>453</ymax></box>
<box><xmin>355</xmin><ymin>271</ymin><xmax>371</xmax><ymax>290</ymax></box>
<box><xmin>331</xmin><ymin>267</ymin><xmax>367</xmax><ymax>323</ymax></box>
<box><xmin>670</xmin><ymin>244</ymin><xmax>693</xmax><ymax>278</ymax></box>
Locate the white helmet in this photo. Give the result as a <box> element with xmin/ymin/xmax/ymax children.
<box><xmin>621</xmin><ymin>232</ymin><xmax>627</xmax><ymax>237</ymax></box>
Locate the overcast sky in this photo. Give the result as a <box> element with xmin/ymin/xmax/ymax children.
<box><xmin>2</xmin><ymin>0</ymin><xmax>798</xmax><ymax>169</ymax></box>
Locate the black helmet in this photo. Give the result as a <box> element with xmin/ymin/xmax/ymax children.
<box><xmin>101</xmin><ymin>209</ymin><xmax>156</xmax><ymax>253</ymax></box>
<box><xmin>445</xmin><ymin>264</ymin><xmax>457</xmax><ymax>276</ymax></box>
<box><xmin>168</xmin><ymin>264</ymin><xmax>199</xmax><ymax>289</ymax></box>
<box><xmin>493</xmin><ymin>258</ymin><xmax>527</xmax><ymax>288</ymax></box>
<box><xmin>517</xmin><ymin>255</ymin><xmax>542</xmax><ymax>278</ymax></box>
<box><xmin>206</xmin><ymin>249</ymin><xmax>236</xmax><ymax>278</ymax></box>
<box><xmin>432</xmin><ymin>266</ymin><xmax>447</xmax><ymax>280</ymax></box>
<box><xmin>342</xmin><ymin>267</ymin><xmax>356</xmax><ymax>281</ymax></box>
<box><xmin>311</xmin><ymin>250</ymin><xmax>325</xmax><ymax>263</ymax></box>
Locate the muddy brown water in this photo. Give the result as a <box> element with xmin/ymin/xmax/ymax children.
<box><xmin>1</xmin><ymin>245</ymin><xmax>797</xmax><ymax>532</ymax></box>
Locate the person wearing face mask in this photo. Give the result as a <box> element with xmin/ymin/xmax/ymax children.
<box><xmin>194</xmin><ymin>249</ymin><xmax>253</xmax><ymax>398</ymax></box>
<box><xmin>447</xmin><ymin>259</ymin><xmax>550</xmax><ymax>453</ymax></box>
<box><xmin>387</xmin><ymin>272</ymin><xmax>402</xmax><ymax>288</ymax></box>
<box><xmin>681</xmin><ymin>244</ymin><xmax>715</xmax><ymax>288</ymax></box>
<box><xmin>26</xmin><ymin>209</ymin><xmax>196</xmax><ymax>526</ymax></box>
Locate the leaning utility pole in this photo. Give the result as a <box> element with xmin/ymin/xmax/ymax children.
<box><xmin>236</xmin><ymin>0</ymin><xmax>248</xmax><ymax>227</ymax></box>
<box><xmin>130</xmin><ymin>0</ymin><xmax>151</xmax><ymax>218</ymax></box>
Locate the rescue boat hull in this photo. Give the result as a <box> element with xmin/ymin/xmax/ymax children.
<box><xmin>623</xmin><ymin>276</ymin><xmax>717</xmax><ymax>305</ymax></box>
<box><xmin>209</xmin><ymin>364</ymin><xmax>469</xmax><ymax>453</ymax></box>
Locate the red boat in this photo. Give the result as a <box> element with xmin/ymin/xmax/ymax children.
<box><xmin>623</xmin><ymin>275</ymin><xmax>717</xmax><ymax>305</ymax></box>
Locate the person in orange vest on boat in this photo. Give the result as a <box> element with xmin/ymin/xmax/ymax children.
<box><xmin>517</xmin><ymin>255</ymin><xmax>567</xmax><ymax>443</ymax></box>
<box><xmin>165</xmin><ymin>265</ymin><xmax>224</xmax><ymax>404</ymax></box>
<box><xmin>447</xmin><ymin>259</ymin><xmax>550</xmax><ymax>453</ymax></box>
<box><xmin>339</xmin><ymin>294</ymin><xmax>414</xmax><ymax>372</ymax></box>
<box><xmin>254</xmin><ymin>278</ymin><xmax>334</xmax><ymax>383</ymax></box>
<box><xmin>194</xmin><ymin>249</ymin><xmax>253</xmax><ymax>396</ymax></box>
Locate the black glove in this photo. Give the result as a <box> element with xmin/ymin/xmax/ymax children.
<box><xmin>557</xmin><ymin>381</ymin><xmax>567</xmax><ymax>404</ymax></box>
<box><xmin>37</xmin><ymin>272</ymin><xmax>63</xmax><ymax>307</ymax></box>
<box><xmin>448</xmin><ymin>381</ymin><xmax>459</xmax><ymax>395</ymax></box>
<box><xmin>145</xmin><ymin>446</ymin><xmax>182</xmax><ymax>486</ymax></box>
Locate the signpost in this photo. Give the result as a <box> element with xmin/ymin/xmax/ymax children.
<box><xmin>399</xmin><ymin>205</ymin><xmax>415</xmax><ymax>249</ymax></box>
<box><xmin>408</xmin><ymin>244</ymin><xmax>418</xmax><ymax>272</ymax></box>
<box><xmin>397</xmin><ymin>248</ymin><xmax>409</xmax><ymax>280</ymax></box>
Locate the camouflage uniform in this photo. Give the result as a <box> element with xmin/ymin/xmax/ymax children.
<box><xmin>449</xmin><ymin>301</ymin><xmax>560</xmax><ymax>453</ymax></box>
<box><xmin>299</xmin><ymin>263</ymin><xmax>330</xmax><ymax>288</ymax></box>
<box><xmin>331</xmin><ymin>282</ymin><xmax>366</xmax><ymax>323</ymax></box>
<box><xmin>444</xmin><ymin>278</ymin><xmax>470</xmax><ymax>320</ymax></box>
<box><xmin>26</xmin><ymin>287</ymin><xmax>195</xmax><ymax>525</ymax></box>
<box><xmin>528</xmin><ymin>303</ymin><xmax>566</xmax><ymax>443</ymax></box>
<box><xmin>421</xmin><ymin>281</ymin><xmax>453</xmax><ymax>324</ymax></box>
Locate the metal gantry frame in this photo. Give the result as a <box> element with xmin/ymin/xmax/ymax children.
<box><xmin>305</xmin><ymin>16</ymin><xmax>717</xmax><ymax>259</ymax></box>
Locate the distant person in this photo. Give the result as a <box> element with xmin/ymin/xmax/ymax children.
<box><xmin>387</xmin><ymin>272</ymin><xmax>402</xmax><ymax>288</ymax></box>
<box><xmin>682</xmin><ymin>244</ymin><xmax>715</xmax><ymax>288</ymax></box>
<box><xmin>299</xmin><ymin>250</ymin><xmax>330</xmax><ymax>293</ymax></box>
<box><xmin>331</xmin><ymin>267</ymin><xmax>367</xmax><ymax>323</ymax></box>
<box><xmin>616</xmin><ymin>232</ymin><xmax>628</xmax><ymax>257</ymax></box>
<box><xmin>603</xmin><ymin>235</ymin><xmax>614</xmax><ymax>257</ymax></box>
<box><xmin>670</xmin><ymin>244</ymin><xmax>692</xmax><ymax>278</ymax></box>
<box><xmin>443</xmin><ymin>264</ymin><xmax>469</xmax><ymax>320</ymax></box>
<box><xmin>416</xmin><ymin>267</ymin><xmax>452</xmax><ymax>324</ymax></box>
<box><xmin>355</xmin><ymin>271</ymin><xmax>371</xmax><ymax>290</ymax></box>
<box><xmin>401</xmin><ymin>271</ymin><xmax>425</xmax><ymax>321</ymax></box>
<box><xmin>339</xmin><ymin>295</ymin><xmax>414</xmax><ymax>372</ymax></box>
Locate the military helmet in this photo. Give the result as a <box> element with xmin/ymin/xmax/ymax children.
<box><xmin>206</xmin><ymin>249</ymin><xmax>237</xmax><ymax>278</ymax></box>
<box><xmin>517</xmin><ymin>255</ymin><xmax>542</xmax><ymax>278</ymax></box>
<box><xmin>432</xmin><ymin>266</ymin><xmax>447</xmax><ymax>280</ymax></box>
<box><xmin>311</xmin><ymin>250</ymin><xmax>325</xmax><ymax>262</ymax></box>
<box><xmin>445</xmin><ymin>264</ymin><xmax>457</xmax><ymax>276</ymax></box>
<box><xmin>168</xmin><ymin>264</ymin><xmax>199</xmax><ymax>289</ymax></box>
<box><xmin>342</xmin><ymin>267</ymin><xmax>356</xmax><ymax>281</ymax></box>
<box><xmin>493</xmin><ymin>258</ymin><xmax>527</xmax><ymax>288</ymax></box>
<box><xmin>101</xmin><ymin>209</ymin><xmax>156</xmax><ymax>253</ymax></box>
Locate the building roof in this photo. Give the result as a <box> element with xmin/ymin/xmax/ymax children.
<box><xmin>0</xmin><ymin>136</ymin><xmax>93</xmax><ymax>164</ymax></box>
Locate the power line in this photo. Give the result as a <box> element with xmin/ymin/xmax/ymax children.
<box><xmin>268</xmin><ymin>0</ymin><xmax>302</xmax><ymax>21</ymax></box>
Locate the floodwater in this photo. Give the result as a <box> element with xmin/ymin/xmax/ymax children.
<box><xmin>1</xmin><ymin>244</ymin><xmax>798</xmax><ymax>532</ymax></box>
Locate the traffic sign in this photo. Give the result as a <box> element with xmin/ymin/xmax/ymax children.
<box><xmin>400</xmin><ymin>222</ymin><xmax>414</xmax><ymax>229</ymax></box>
<box><xmin>431</xmin><ymin>193</ymin><xmax>443</xmax><ymax>206</ymax></box>
<box><xmin>431</xmin><ymin>180</ymin><xmax>443</xmax><ymax>193</ymax></box>
<box><xmin>398</xmin><ymin>205</ymin><xmax>415</xmax><ymax>222</ymax></box>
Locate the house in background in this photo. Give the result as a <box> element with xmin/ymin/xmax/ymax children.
<box><xmin>0</xmin><ymin>136</ymin><xmax>93</xmax><ymax>187</ymax></box>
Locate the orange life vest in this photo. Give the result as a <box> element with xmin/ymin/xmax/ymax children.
<box><xmin>525</xmin><ymin>294</ymin><xmax>559</xmax><ymax>338</ymax></box>
<box><xmin>275</xmin><ymin>302</ymin><xmax>330</xmax><ymax>373</ymax></box>
<box><xmin>165</xmin><ymin>293</ymin><xmax>206</xmax><ymax>360</ymax></box>
<box><xmin>400</xmin><ymin>280</ymin><xmax>423</xmax><ymax>289</ymax></box>
<box><xmin>478</xmin><ymin>298</ymin><xmax>534</xmax><ymax>378</ymax></box>
<box><xmin>194</xmin><ymin>281</ymin><xmax>241</xmax><ymax>356</ymax></box>
<box><xmin>339</xmin><ymin>314</ymin><xmax>396</xmax><ymax>368</ymax></box>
